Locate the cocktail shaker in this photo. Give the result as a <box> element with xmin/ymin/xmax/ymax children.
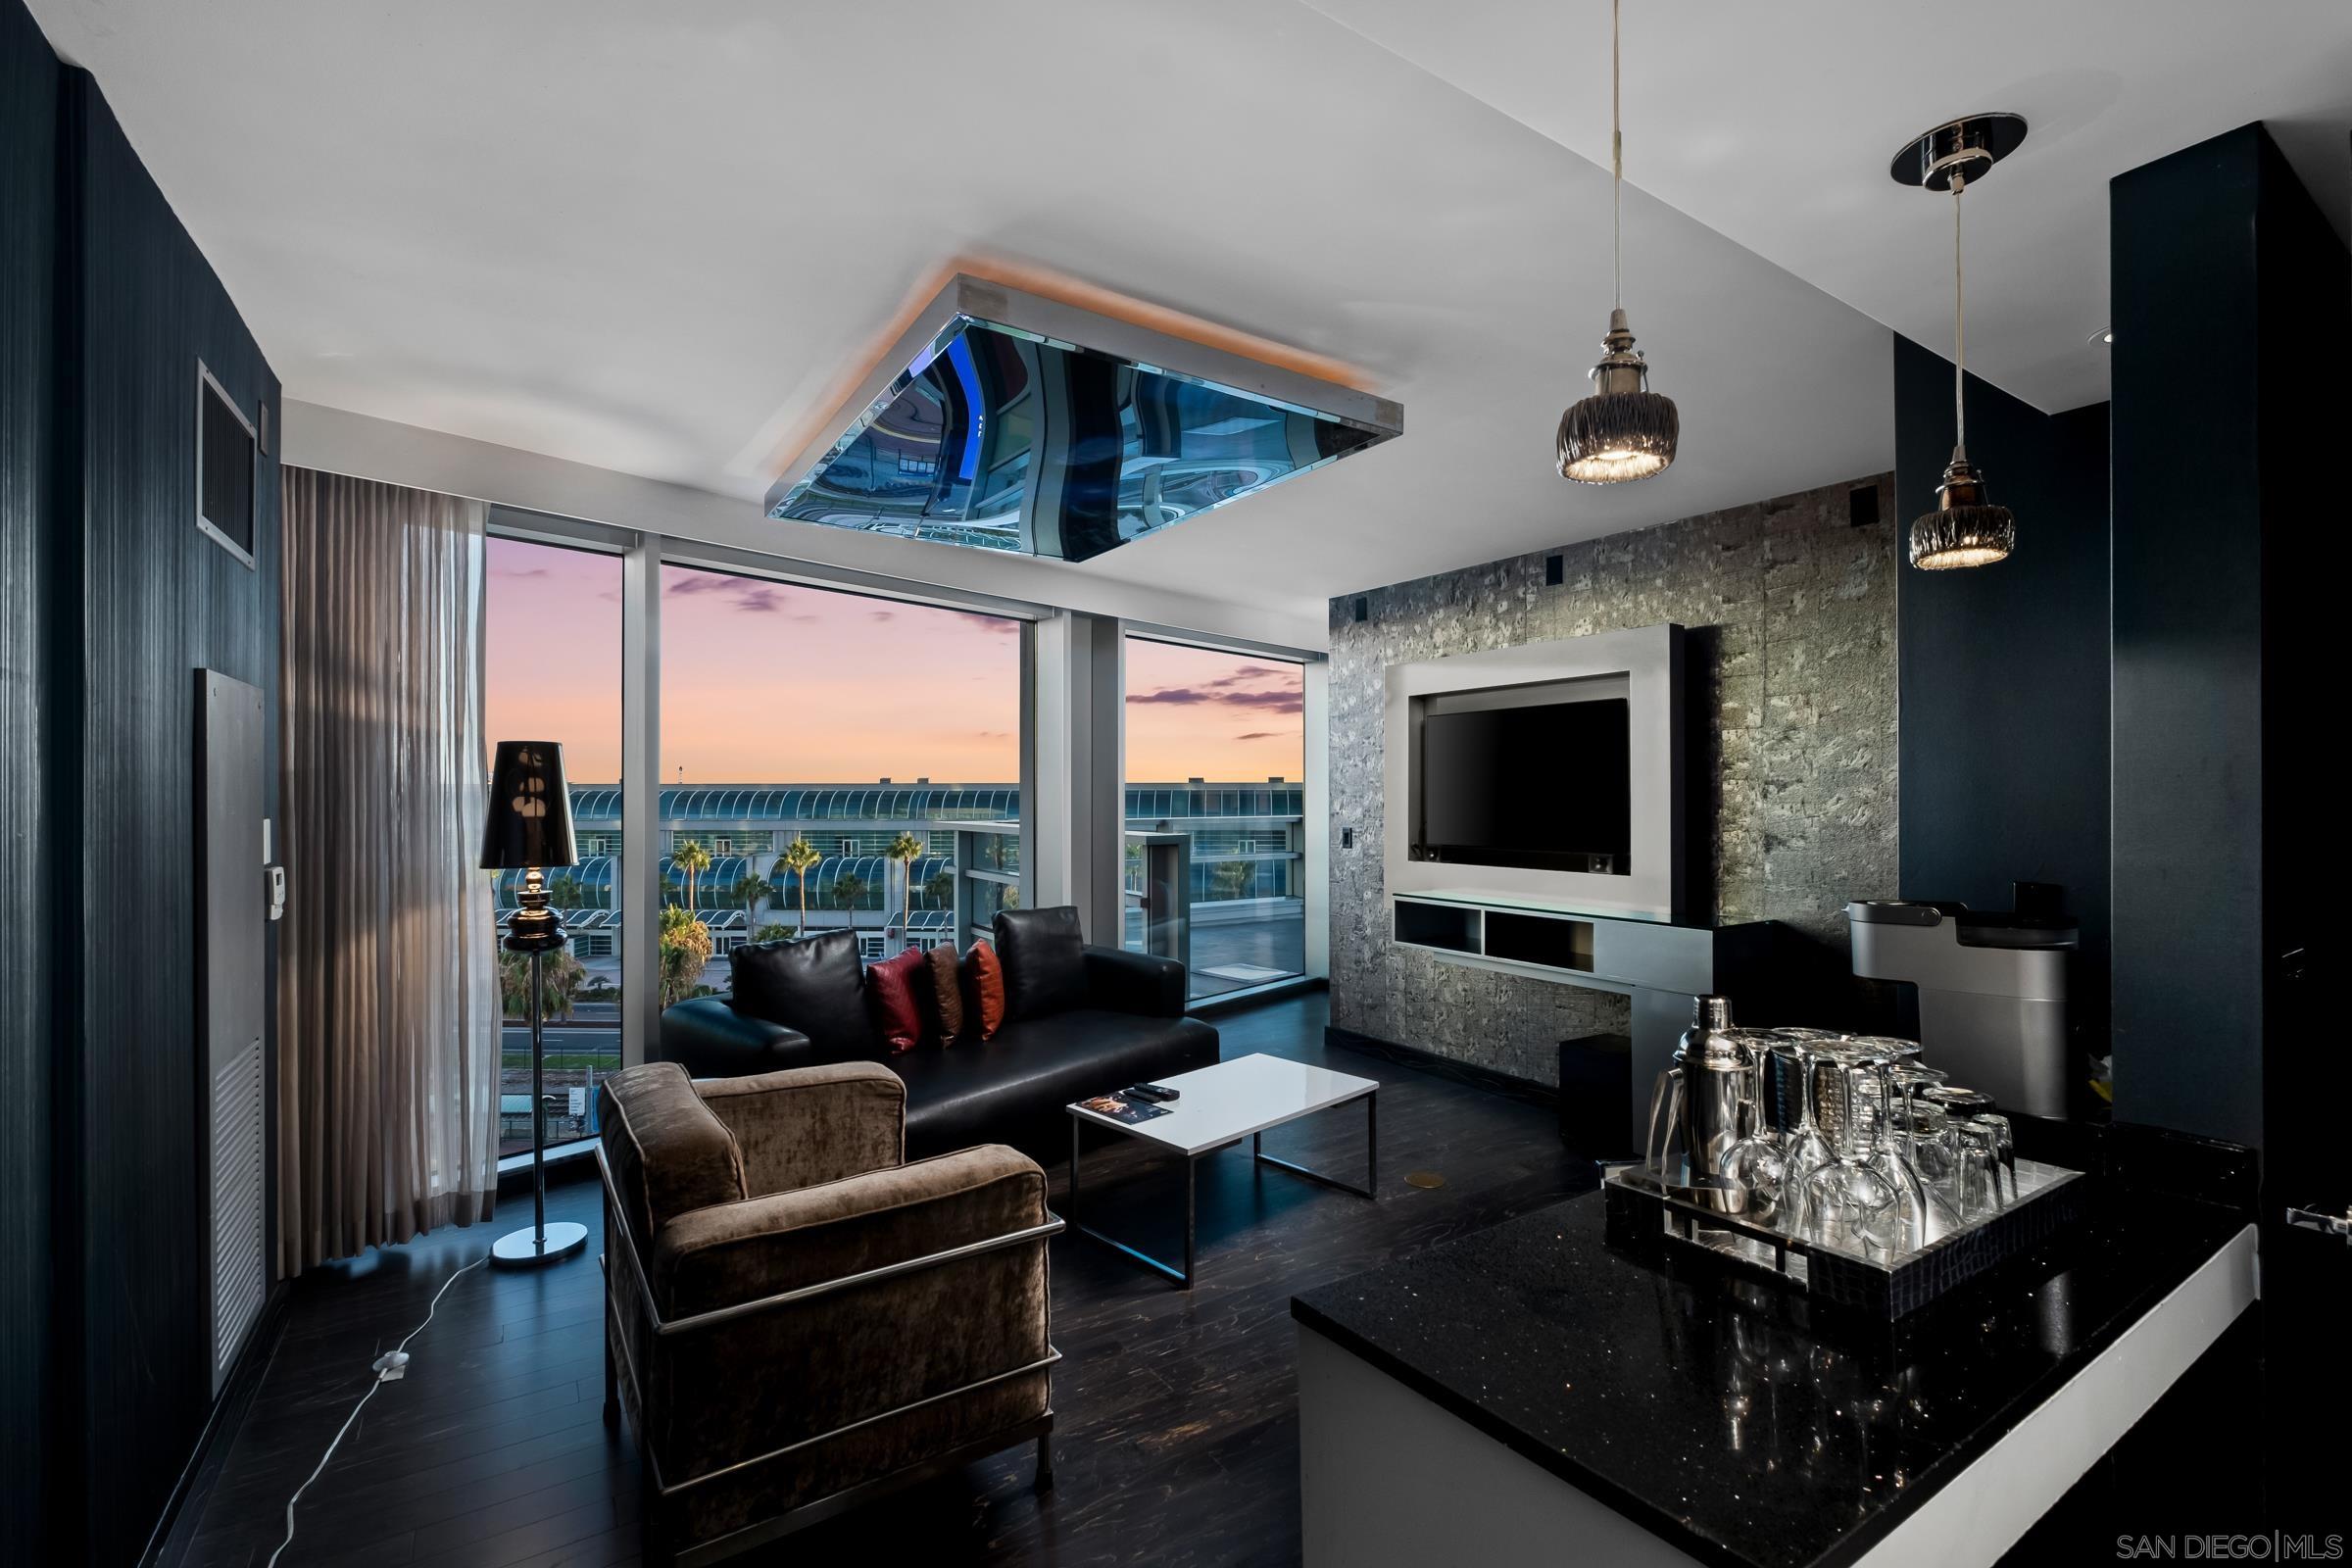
<box><xmin>1644</xmin><ymin>996</ymin><xmax>1761</xmax><ymax>1211</ymax></box>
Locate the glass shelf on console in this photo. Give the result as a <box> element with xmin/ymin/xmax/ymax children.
<box><xmin>1400</xmin><ymin>887</ymin><xmax>1718</xmax><ymax>928</ymax></box>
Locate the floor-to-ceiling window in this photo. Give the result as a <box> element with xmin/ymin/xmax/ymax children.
<box><xmin>1124</xmin><ymin>637</ymin><xmax>1306</xmax><ymax>1000</ymax></box>
<box><xmin>659</xmin><ymin>564</ymin><xmax>1024</xmax><ymax>988</ymax></box>
<box><xmin>484</xmin><ymin>536</ymin><xmax>624</xmax><ymax>1156</ymax></box>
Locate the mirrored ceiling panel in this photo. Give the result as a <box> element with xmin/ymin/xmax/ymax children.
<box><xmin>767</xmin><ymin>283</ymin><xmax>1399</xmax><ymax>564</ymax></box>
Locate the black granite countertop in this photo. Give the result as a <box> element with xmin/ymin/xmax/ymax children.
<box><xmin>1291</xmin><ymin>1184</ymin><xmax>2250</xmax><ymax>1568</ymax></box>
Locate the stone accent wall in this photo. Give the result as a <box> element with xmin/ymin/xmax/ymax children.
<box><xmin>1327</xmin><ymin>473</ymin><xmax>1900</xmax><ymax>1085</ymax></box>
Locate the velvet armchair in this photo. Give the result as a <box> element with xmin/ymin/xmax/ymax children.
<box><xmin>597</xmin><ymin>1058</ymin><xmax>1059</xmax><ymax>1565</ymax></box>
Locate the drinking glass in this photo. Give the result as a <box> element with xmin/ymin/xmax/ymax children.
<box><xmin>1886</xmin><ymin>1063</ymin><xmax>1947</xmax><ymax>1160</ymax></box>
<box><xmin>1799</xmin><ymin>1055</ymin><xmax>1902</xmax><ymax>1250</ymax></box>
<box><xmin>1884</xmin><ymin>1062</ymin><xmax>1954</xmax><ymax>1239</ymax></box>
<box><xmin>1719</xmin><ymin>1097</ymin><xmax>1787</xmax><ymax>1213</ymax></box>
<box><xmin>1921</xmin><ymin>1084</ymin><xmax>1994</xmax><ymax>1119</ymax></box>
<box><xmin>1972</xmin><ymin>1112</ymin><xmax>2016</xmax><ymax>1202</ymax></box>
<box><xmin>1763</xmin><ymin>1029</ymin><xmax>1839</xmax><ymax>1231</ymax></box>
<box><xmin>1952</xmin><ymin>1121</ymin><xmax>2005</xmax><ymax>1218</ymax></box>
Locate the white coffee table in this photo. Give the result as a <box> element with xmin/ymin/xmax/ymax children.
<box><xmin>1066</xmin><ymin>1053</ymin><xmax>1379</xmax><ymax>1288</ymax></box>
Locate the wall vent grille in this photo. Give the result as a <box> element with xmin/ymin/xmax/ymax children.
<box><xmin>211</xmin><ymin>1037</ymin><xmax>266</xmax><ymax>1381</ymax></box>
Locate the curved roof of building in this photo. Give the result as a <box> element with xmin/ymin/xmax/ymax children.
<box><xmin>564</xmin><ymin>783</ymin><xmax>1301</xmax><ymax>822</ymax></box>
<box><xmin>569</xmin><ymin>785</ymin><xmax>1018</xmax><ymax>822</ymax></box>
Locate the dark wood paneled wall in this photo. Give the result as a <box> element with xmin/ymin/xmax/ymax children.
<box><xmin>1</xmin><ymin>0</ymin><xmax>60</xmax><ymax>1559</ymax></box>
<box><xmin>68</xmin><ymin>75</ymin><xmax>284</xmax><ymax>1566</ymax></box>
<box><xmin>3</xmin><ymin>2</ymin><xmax>283</xmax><ymax>1555</ymax></box>
<box><xmin>1892</xmin><ymin>336</ymin><xmax>2112</xmax><ymax>1089</ymax></box>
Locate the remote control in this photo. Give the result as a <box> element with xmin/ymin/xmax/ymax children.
<box><xmin>1127</xmin><ymin>1083</ymin><xmax>1181</xmax><ymax>1102</ymax></box>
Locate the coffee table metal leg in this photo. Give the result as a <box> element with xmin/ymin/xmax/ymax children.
<box><xmin>1184</xmin><ymin>1155</ymin><xmax>1197</xmax><ymax>1286</ymax></box>
<box><xmin>1251</xmin><ymin>1090</ymin><xmax>1380</xmax><ymax>1200</ymax></box>
<box><xmin>1066</xmin><ymin>1113</ymin><xmax>1198</xmax><ymax>1290</ymax></box>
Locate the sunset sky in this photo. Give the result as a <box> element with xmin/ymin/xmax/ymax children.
<box><xmin>485</xmin><ymin>538</ymin><xmax>1301</xmax><ymax>786</ymax></box>
<box><xmin>1122</xmin><ymin>637</ymin><xmax>1302</xmax><ymax>783</ymax></box>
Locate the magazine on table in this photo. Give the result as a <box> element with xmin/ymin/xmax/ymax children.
<box><xmin>1078</xmin><ymin>1093</ymin><xmax>1171</xmax><ymax>1125</ymax></box>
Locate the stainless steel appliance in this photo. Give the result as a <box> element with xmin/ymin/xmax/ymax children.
<box><xmin>1846</xmin><ymin>885</ymin><xmax>2076</xmax><ymax>1118</ymax></box>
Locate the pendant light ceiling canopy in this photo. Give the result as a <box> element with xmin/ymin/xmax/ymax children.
<box><xmin>1557</xmin><ymin>0</ymin><xmax>1678</xmax><ymax>485</ymax></box>
<box><xmin>1893</xmin><ymin>113</ymin><xmax>2027</xmax><ymax>569</ymax></box>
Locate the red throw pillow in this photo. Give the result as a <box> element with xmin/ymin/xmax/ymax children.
<box><xmin>867</xmin><ymin>948</ymin><xmax>927</xmax><ymax>1054</ymax></box>
<box><xmin>961</xmin><ymin>940</ymin><xmax>1006</xmax><ymax>1042</ymax></box>
<box><xmin>924</xmin><ymin>943</ymin><xmax>965</xmax><ymax>1045</ymax></box>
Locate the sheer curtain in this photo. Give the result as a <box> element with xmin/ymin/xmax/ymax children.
<box><xmin>278</xmin><ymin>467</ymin><xmax>500</xmax><ymax>1273</ymax></box>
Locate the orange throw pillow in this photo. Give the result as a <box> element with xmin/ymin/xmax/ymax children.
<box><xmin>962</xmin><ymin>940</ymin><xmax>1006</xmax><ymax>1042</ymax></box>
<box><xmin>867</xmin><ymin>948</ymin><xmax>927</xmax><ymax>1054</ymax></box>
<box><xmin>925</xmin><ymin>943</ymin><xmax>964</xmax><ymax>1045</ymax></box>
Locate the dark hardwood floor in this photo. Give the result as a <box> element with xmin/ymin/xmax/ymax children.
<box><xmin>164</xmin><ymin>996</ymin><xmax>1595</xmax><ymax>1568</ymax></box>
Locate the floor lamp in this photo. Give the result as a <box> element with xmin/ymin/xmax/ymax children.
<box><xmin>480</xmin><ymin>740</ymin><xmax>589</xmax><ymax>1267</ymax></box>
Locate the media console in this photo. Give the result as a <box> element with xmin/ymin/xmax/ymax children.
<box><xmin>1392</xmin><ymin>890</ymin><xmax>1776</xmax><ymax>1152</ymax></box>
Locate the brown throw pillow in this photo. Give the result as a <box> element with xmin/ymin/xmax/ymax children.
<box><xmin>925</xmin><ymin>943</ymin><xmax>965</xmax><ymax>1045</ymax></box>
<box><xmin>962</xmin><ymin>940</ymin><xmax>1006</xmax><ymax>1042</ymax></box>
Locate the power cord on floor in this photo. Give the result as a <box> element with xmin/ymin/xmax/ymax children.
<box><xmin>264</xmin><ymin>1253</ymin><xmax>488</xmax><ymax>1568</ymax></box>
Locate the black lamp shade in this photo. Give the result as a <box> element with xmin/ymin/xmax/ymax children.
<box><xmin>479</xmin><ymin>741</ymin><xmax>579</xmax><ymax>870</ymax></box>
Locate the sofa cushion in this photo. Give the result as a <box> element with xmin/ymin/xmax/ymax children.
<box><xmin>730</xmin><ymin>929</ymin><xmax>878</xmax><ymax>1061</ymax></box>
<box><xmin>893</xmin><ymin>1008</ymin><xmax>1220</xmax><ymax>1161</ymax></box>
<box><xmin>995</xmin><ymin>906</ymin><xmax>1087</xmax><ymax>1021</ymax></box>
<box><xmin>961</xmin><ymin>940</ymin><xmax>1006</xmax><ymax>1041</ymax></box>
<box><xmin>925</xmin><ymin>943</ymin><xmax>965</xmax><ymax>1044</ymax></box>
<box><xmin>599</xmin><ymin>1061</ymin><xmax>748</xmax><ymax>1254</ymax></box>
<box><xmin>867</xmin><ymin>947</ymin><xmax>926</xmax><ymax>1054</ymax></box>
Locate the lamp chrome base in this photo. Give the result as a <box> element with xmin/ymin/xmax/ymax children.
<box><xmin>491</xmin><ymin>1220</ymin><xmax>587</xmax><ymax>1268</ymax></box>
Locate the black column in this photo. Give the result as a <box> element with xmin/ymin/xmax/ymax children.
<box><xmin>2109</xmin><ymin>122</ymin><xmax>2346</xmax><ymax>1198</ymax></box>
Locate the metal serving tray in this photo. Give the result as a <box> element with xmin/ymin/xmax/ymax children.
<box><xmin>1602</xmin><ymin>1157</ymin><xmax>2088</xmax><ymax>1318</ymax></box>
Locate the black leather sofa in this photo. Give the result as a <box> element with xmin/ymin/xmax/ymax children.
<box><xmin>660</xmin><ymin>906</ymin><xmax>1221</xmax><ymax>1161</ymax></box>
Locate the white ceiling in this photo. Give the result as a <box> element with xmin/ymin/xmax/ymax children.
<box><xmin>28</xmin><ymin>1</ymin><xmax>2351</xmax><ymax>641</ymax></box>
<box><xmin>1304</xmin><ymin>0</ymin><xmax>2352</xmax><ymax>416</ymax></box>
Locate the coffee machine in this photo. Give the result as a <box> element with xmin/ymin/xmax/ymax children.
<box><xmin>1846</xmin><ymin>883</ymin><xmax>2076</xmax><ymax>1118</ymax></box>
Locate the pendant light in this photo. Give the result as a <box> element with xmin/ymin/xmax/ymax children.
<box><xmin>1557</xmin><ymin>0</ymin><xmax>1679</xmax><ymax>484</ymax></box>
<box><xmin>1892</xmin><ymin>114</ymin><xmax>2028</xmax><ymax>569</ymax></box>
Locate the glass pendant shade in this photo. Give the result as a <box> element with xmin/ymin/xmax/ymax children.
<box><xmin>1557</xmin><ymin>309</ymin><xmax>1680</xmax><ymax>484</ymax></box>
<box><xmin>1892</xmin><ymin>115</ymin><xmax>2030</xmax><ymax>570</ymax></box>
<box><xmin>1908</xmin><ymin>452</ymin><xmax>2015</xmax><ymax>569</ymax></box>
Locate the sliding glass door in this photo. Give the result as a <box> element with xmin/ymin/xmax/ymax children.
<box><xmin>657</xmin><ymin>563</ymin><xmax>1026</xmax><ymax>993</ymax></box>
<box><xmin>483</xmin><ymin>536</ymin><xmax>625</xmax><ymax>1155</ymax></box>
<box><xmin>1124</xmin><ymin>637</ymin><xmax>1306</xmax><ymax>1000</ymax></box>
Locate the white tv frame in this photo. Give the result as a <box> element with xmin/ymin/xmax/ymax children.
<box><xmin>1384</xmin><ymin>623</ymin><xmax>1685</xmax><ymax>921</ymax></box>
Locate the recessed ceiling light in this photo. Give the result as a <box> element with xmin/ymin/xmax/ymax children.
<box><xmin>2089</xmin><ymin>328</ymin><xmax>2113</xmax><ymax>346</ymax></box>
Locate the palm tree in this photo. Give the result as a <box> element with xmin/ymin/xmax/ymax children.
<box><xmin>672</xmin><ymin>840</ymin><xmax>712</xmax><ymax>912</ymax></box>
<box><xmin>779</xmin><ymin>836</ymin><xmax>820</xmax><ymax>933</ymax></box>
<box><xmin>729</xmin><ymin>870</ymin><xmax>772</xmax><ymax>940</ymax></box>
<box><xmin>753</xmin><ymin>920</ymin><xmax>795</xmax><ymax>944</ymax></box>
<box><xmin>500</xmin><ymin>948</ymin><xmax>585</xmax><ymax>1022</ymax></box>
<box><xmin>545</xmin><ymin>870</ymin><xmax>585</xmax><ymax>912</ymax></box>
<box><xmin>923</xmin><ymin>867</ymin><xmax>955</xmax><ymax>907</ymax></box>
<box><xmin>832</xmin><ymin>871</ymin><xmax>868</xmax><ymax>935</ymax></box>
<box><xmin>885</xmin><ymin>832</ymin><xmax>924</xmax><ymax>946</ymax></box>
<box><xmin>658</xmin><ymin>904</ymin><xmax>712</xmax><ymax>1008</ymax></box>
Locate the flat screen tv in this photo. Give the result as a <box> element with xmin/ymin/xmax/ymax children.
<box><xmin>1415</xmin><ymin>699</ymin><xmax>1631</xmax><ymax>873</ymax></box>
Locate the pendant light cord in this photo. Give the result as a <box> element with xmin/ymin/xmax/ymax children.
<box><xmin>1611</xmin><ymin>0</ymin><xmax>1623</xmax><ymax>311</ymax></box>
<box><xmin>1951</xmin><ymin>171</ymin><xmax>1966</xmax><ymax>454</ymax></box>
